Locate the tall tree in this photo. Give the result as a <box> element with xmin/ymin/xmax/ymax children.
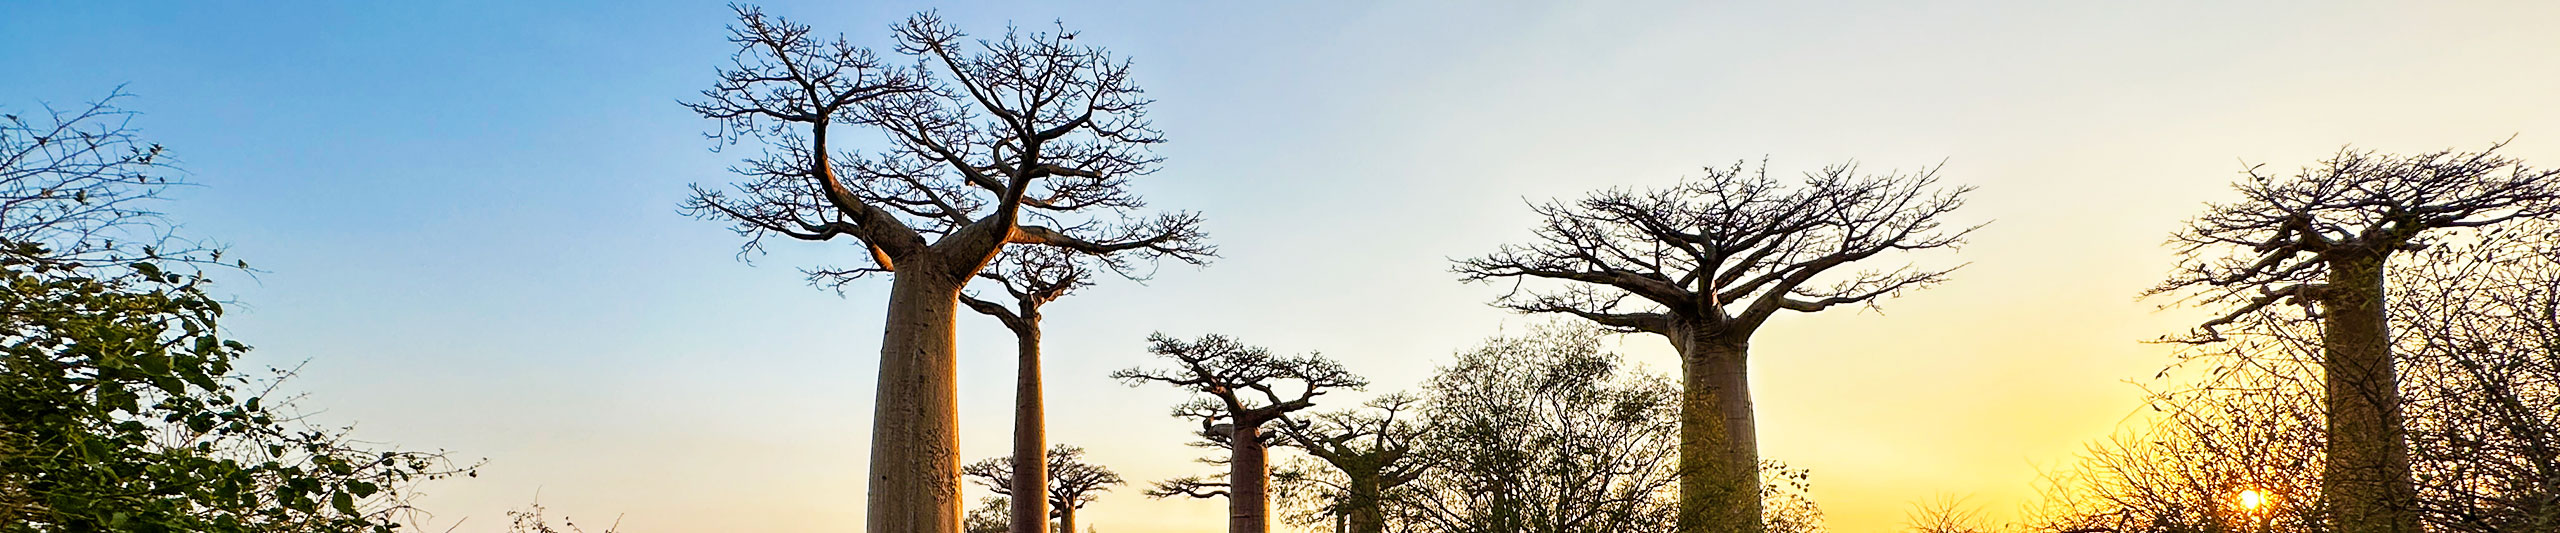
<box><xmin>2152</xmin><ymin>143</ymin><xmax>2560</xmax><ymax>533</ymax></box>
<box><xmin>962</xmin><ymin>445</ymin><xmax>1126</xmax><ymax>533</ymax></box>
<box><xmin>682</xmin><ymin>7</ymin><xmax>1205</xmax><ymax>532</ymax></box>
<box><xmin>1273</xmin><ymin>394</ymin><xmax>1435</xmax><ymax>533</ymax></box>
<box><xmin>1455</xmin><ymin>161</ymin><xmax>1973</xmax><ymax>533</ymax></box>
<box><xmin>1115</xmin><ymin>333</ymin><xmax>1366</xmax><ymax>533</ymax></box>
<box><xmin>958</xmin><ymin>245</ymin><xmax>1206</xmax><ymax>533</ymax></box>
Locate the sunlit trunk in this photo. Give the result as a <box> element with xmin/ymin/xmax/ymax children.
<box><xmin>867</xmin><ymin>268</ymin><xmax>966</xmax><ymax>533</ymax></box>
<box><xmin>2322</xmin><ymin>253</ymin><xmax>2419</xmax><ymax>533</ymax></box>
<box><xmin>1010</xmin><ymin>323</ymin><xmax>1049</xmax><ymax>533</ymax></box>
<box><xmin>1232</xmin><ymin>423</ymin><xmax>1271</xmax><ymax>533</ymax></box>
<box><xmin>1672</xmin><ymin>327</ymin><xmax>1763</xmax><ymax>533</ymax></box>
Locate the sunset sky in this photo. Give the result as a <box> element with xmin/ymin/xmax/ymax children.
<box><xmin>7</xmin><ymin>1</ymin><xmax>2559</xmax><ymax>531</ymax></box>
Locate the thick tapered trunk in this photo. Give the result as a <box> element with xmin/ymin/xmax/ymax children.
<box><xmin>868</xmin><ymin>270</ymin><xmax>968</xmax><ymax>533</ymax></box>
<box><xmin>1232</xmin><ymin>423</ymin><xmax>1272</xmax><ymax>533</ymax></box>
<box><xmin>2321</xmin><ymin>254</ymin><xmax>2419</xmax><ymax>533</ymax></box>
<box><xmin>1345</xmin><ymin>475</ymin><xmax>1384</xmax><ymax>533</ymax></box>
<box><xmin>1010</xmin><ymin>325</ymin><xmax>1049</xmax><ymax>533</ymax></box>
<box><xmin>1057</xmin><ymin>504</ymin><xmax>1075</xmax><ymax>533</ymax></box>
<box><xmin>1669</xmin><ymin>326</ymin><xmax>1763</xmax><ymax>533</ymax></box>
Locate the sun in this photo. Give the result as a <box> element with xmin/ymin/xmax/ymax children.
<box><xmin>2238</xmin><ymin>489</ymin><xmax>2267</xmax><ymax>511</ymax></box>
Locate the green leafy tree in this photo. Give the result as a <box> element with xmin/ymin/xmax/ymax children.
<box><xmin>1</xmin><ymin>92</ymin><xmax>470</xmax><ymax>533</ymax></box>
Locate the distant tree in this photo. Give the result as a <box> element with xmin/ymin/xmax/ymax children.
<box><xmin>960</xmin><ymin>245</ymin><xmax>1206</xmax><ymax>533</ymax></box>
<box><xmin>1272</xmin><ymin>394</ymin><xmax>1435</xmax><ymax>533</ymax></box>
<box><xmin>1903</xmin><ymin>496</ymin><xmax>1997</xmax><ymax>533</ymax></box>
<box><xmin>681</xmin><ymin>6</ymin><xmax>1207</xmax><ymax>531</ymax></box>
<box><xmin>1456</xmin><ymin>161</ymin><xmax>1973</xmax><ymax>533</ymax></box>
<box><xmin>963</xmin><ymin>444</ymin><xmax>1126</xmax><ymax>533</ymax></box>
<box><xmin>2</xmin><ymin>92</ymin><xmax>471</xmax><ymax>532</ymax></box>
<box><xmin>1761</xmin><ymin>461</ymin><xmax>1823</xmax><ymax>533</ymax></box>
<box><xmin>2151</xmin><ymin>142</ymin><xmax>2560</xmax><ymax>533</ymax></box>
<box><xmin>1400</xmin><ymin>322</ymin><xmax>1684</xmax><ymax>533</ymax></box>
<box><xmin>503</xmin><ymin>497</ymin><xmax>622</xmax><ymax>533</ymax></box>
<box><xmin>2025</xmin><ymin>322</ymin><xmax>2335</xmax><ymax>533</ymax></box>
<box><xmin>1115</xmin><ymin>333</ymin><xmax>1366</xmax><ymax>533</ymax></box>
<box><xmin>964</xmin><ymin>497</ymin><xmax>1014</xmax><ymax>533</ymax></box>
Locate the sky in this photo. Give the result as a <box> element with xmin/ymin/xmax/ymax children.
<box><xmin>6</xmin><ymin>1</ymin><xmax>2560</xmax><ymax>531</ymax></box>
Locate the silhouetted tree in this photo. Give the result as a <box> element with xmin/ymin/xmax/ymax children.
<box><xmin>1</xmin><ymin>89</ymin><xmax>214</xmax><ymax>268</ymax></box>
<box><xmin>2152</xmin><ymin>142</ymin><xmax>2560</xmax><ymax>533</ymax></box>
<box><xmin>1401</xmin><ymin>322</ymin><xmax>1684</xmax><ymax>533</ymax></box>
<box><xmin>2029</xmin><ymin>225</ymin><xmax>2560</xmax><ymax>533</ymax></box>
<box><xmin>963</xmin><ymin>445</ymin><xmax>1125</xmax><ymax>533</ymax></box>
<box><xmin>1456</xmin><ymin>161</ymin><xmax>1973</xmax><ymax>533</ymax></box>
<box><xmin>1115</xmin><ymin>333</ymin><xmax>1366</xmax><ymax>533</ymax></box>
<box><xmin>2391</xmin><ymin>226</ymin><xmax>2560</xmax><ymax>532</ymax></box>
<box><xmin>504</xmin><ymin>497</ymin><xmax>622</xmax><ymax>533</ymax></box>
<box><xmin>681</xmin><ymin>6</ymin><xmax>1206</xmax><ymax>531</ymax></box>
<box><xmin>1904</xmin><ymin>496</ymin><xmax>1999</xmax><ymax>533</ymax></box>
<box><xmin>1273</xmin><ymin>394</ymin><xmax>1435</xmax><ymax>533</ymax></box>
<box><xmin>961</xmin><ymin>242</ymin><xmax>1207</xmax><ymax>533</ymax></box>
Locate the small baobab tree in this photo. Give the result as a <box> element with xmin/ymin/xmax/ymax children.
<box><xmin>2151</xmin><ymin>142</ymin><xmax>2560</xmax><ymax>533</ymax></box>
<box><xmin>681</xmin><ymin>7</ymin><xmax>1206</xmax><ymax>532</ymax></box>
<box><xmin>1455</xmin><ymin>161</ymin><xmax>1975</xmax><ymax>533</ymax></box>
<box><xmin>1274</xmin><ymin>394</ymin><xmax>1435</xmax><ymax>533</ymax></box>
<box><xmin>962</xmin><ymin>445</ymin><xmax>1126</xmax><ymax>533</ymax></box>
<box><xmin>1115</xmin><ymin>333</ymin><xmax>1367</xmax><ymax>533</ymax></box>
<box><xmin>958</xmin><ymin>243</ymin><xmax>1206</xmax><ymax>533</ymax></box>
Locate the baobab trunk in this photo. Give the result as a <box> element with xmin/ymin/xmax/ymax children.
<box><xmin>1057</xmin><ymin>504</ymin><xmax>1076</xmax><ymax>533</ymax></box>
<box><xmin>2321</xmin><ymin>253</ymin><xmax>2419</xmax><ymax>533</ymax></box>
<box><xmin>1232</xmin><ymin>423</ymin><xmax>1272</xmax><ymax>533</ymax></box>
<box><xmin>868</xmin><ymin>268</ymin><xmax>968</xmax><ymax>533</ymax></box>
<box><xmin>1674</xmin><ymin>330</ymin><xmax>1763</xmax><ymax>533</ymax></box>
<box><xmin>1345</xmin><ymin>474</ymin><xmax>1384</xmax><ymax>533</ymax></box>
<box><xmin>1010</xmin><ymin>324</ymin><xmax>1049</xmax><ymax>533</ymax></box>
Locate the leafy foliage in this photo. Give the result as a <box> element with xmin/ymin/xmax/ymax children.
<box><xmin>1</xmin><ymin>93</ymin><xmax>469</xmax><ymax>532</ymax></box>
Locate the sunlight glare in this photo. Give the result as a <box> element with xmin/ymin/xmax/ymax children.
<box><xmin>2238</xmin><ymin>489</ymin><xmax>2267</xmax><ymax>511</ymax></box>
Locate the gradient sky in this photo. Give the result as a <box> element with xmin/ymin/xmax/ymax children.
<box><xmin>7</xmin><ymin>1</ymin><xmax>2560</xmax><ymax>531</ymax></box>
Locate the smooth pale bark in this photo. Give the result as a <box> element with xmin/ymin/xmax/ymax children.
<box><xmin>1232</xmin><ymin>423</ymin><xmax>1273</xmax><ymax>533</ymax></box>
<box><xmin>1671</xmin><ymin>326</ymin><xmax>1763</xmax><ymax>533</ymax></box>
<box><xmin>869</xmin><ymin>268</ymin><xmax>969</xmax><ymax>533</ymax></box>
<box><xmin>2321</xmin><ymin>253</ymin><xmax>2420</xmax><ymax>533</ymax></box>
<box><xmin>1010</xmin><ymin>325</ymin><xmax>1049</xmax><ymax>533</ymax></box>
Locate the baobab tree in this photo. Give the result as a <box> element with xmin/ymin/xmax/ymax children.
<box><xmin>1455</xmin><ymin>161</ymin><xmax>1974</xmax><ymax>533</ymax></box>
<box><xmin>1115</xmin><ymin>333</ymin><xmax>1367</xmax><ymax>533</ymax></box>
<box><xmin>681</xmin><ymin>7</ymin><xmax>1206</xmax><ymax>532</ymax></box>
<box><xmin>957</xmin><ymin>241</ymin><xmax>1205</xmax><ymax>533</ymax></box>
<box><xmin>962</xmin><ymin>445</ymin><xmax>1126</xmax><ymax>533</ymax></box>
<box><xmin>2151</xmin><ymin>143</ymin><xmax>2560</xmax><ymax>533</ymax></box>
<box><xmin>1274</xmin><ymin>394</ymin><xmax>1435</xmax><ymax>533</ymax></box>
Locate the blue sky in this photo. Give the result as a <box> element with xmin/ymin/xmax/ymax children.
<box><xmin>8</xmin><ymin>1</ymin><xmax>2559</xmax><ymax>531</ymax></box>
